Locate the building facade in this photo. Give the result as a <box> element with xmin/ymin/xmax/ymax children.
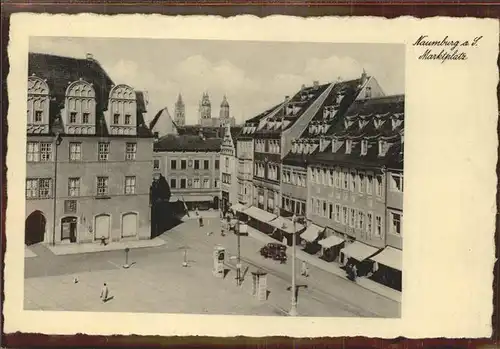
<box><xmin>220</xmin><ymin>124</ymin><xmax>242</xmax><ymax>212</ymax></box>
<box><xmin>25</xmin><ymin>53</ymin><xmax>154</xmax><ymax>246</ymax></box>
<box><xmin>281</xmin><ymin>72</ymin><xmax>385</xmax><ymax>219</ymax></box>
<box><xmin>153</xmin><ymin>134</ymin><xmax>222</xmax><ymax>211</ymax></box>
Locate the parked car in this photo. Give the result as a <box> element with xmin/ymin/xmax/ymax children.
<box><xmin>260</xmin><ymin>242</ymin><xmax>287</xmax><ymax>262</ymax></box>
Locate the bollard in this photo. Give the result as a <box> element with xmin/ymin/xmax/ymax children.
<box><xmin>123</xmin><ymin>247</ymin><xmax>130</xmax><ymax>269</ymax></box>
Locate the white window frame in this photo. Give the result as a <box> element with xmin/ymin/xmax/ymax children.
<box><xmin>98</xmin><ymin>142</ymin><xmax>110</xmax><ymax>161</ymax></box>
<box><xmin>342</xmin><ymin>206</ymin><xmax>348</xmax><ymax>225</ymax></box>
<box><xmin>361</xmin><ymin>139</ymin><xmax>368</xmax><ymax>155</ymax></box>
<box><xmin>366</xmin><ymin>212</ymin><xmax>373</xmax><ymax>235</ymax></box>
<box><xmin>334</xmin><ymin>204</ymin><xmax>341</xmax><ymax>222</ymax></box>
<box><xmin>349</xmin><ymin>208</ymin><xmax>356</xmax><ymax>228</ymax></box>
<box><xmin>391</xmin><ymin>211</ymin><xmax>402</xmax><ymax>235</ymax></box>
<box><xmin>97</xmin><ymin>176</ymin><xmax>109</xmax><ymax>196</ymax></box>
<box><xmin>68</xmin><ymin>177</ymin><xmax>80</xmax><ymax>197</ymax></box>
<box><xmin>375</xmin><ymin>215</ymin><xmax>383</xmax><ymax>237</ymax></box>
<box><xmin>69</xmin><ymin>142</ymin><xmax>82</xmax><ymax>162</ymax></box>
<box><xmin>376</xmin><ymin>174</ymin><xmax>384</xmax><ymax>197</ymax></box>
<box><xmin>390</xmin><ymin>173</ymin><xmax>404</xmax><ymax>192</ymax></box>
<box><xmin>203</xmin><ymin>177</ymin><xmax>210</xmax><ymax>189</ymax></box>
<box><xmin>125</xmin><ymin>142</ymin><xmax>137</xmax><ymax>161</ymax></box>
<box><xmin>27</xmin><ymin>142</ymin><xmax>40</xmax><ymax>162</ymax></box>
<box><xmin>193</xmin><ymin>178</ymin><xmax>201</xmax><ymax>188</ymax></box>
<box><xmin>125</xmin><ymin>176</ymin><xmax>136</xmax><ymax>195</ymax></box>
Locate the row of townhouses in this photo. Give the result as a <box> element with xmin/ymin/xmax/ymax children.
<box><xmin>225</xmin><ymin>71</ymin><xmax>404</xmax><ymax>291</ymax></box>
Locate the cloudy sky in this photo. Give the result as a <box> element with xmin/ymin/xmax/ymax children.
<box><xmin>30</xmin><ymin>37</ymin><xmax>405</xmax><ymax>125</ymax></box>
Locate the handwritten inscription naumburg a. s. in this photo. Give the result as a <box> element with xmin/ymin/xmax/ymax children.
<box><xmin>413</xmin><ymin>35</ymin><xmax>483</xmax><ymax>63</ymax></box>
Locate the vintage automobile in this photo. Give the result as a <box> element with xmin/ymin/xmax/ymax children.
<box><xmin>259</xmin><ymin>242</ymin><xmax>287</xmax><ymax>262</ymax></box>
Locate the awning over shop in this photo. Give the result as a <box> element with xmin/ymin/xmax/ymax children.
<box><xmin>243</xmin><ymin>206</ymin><xmax>277</xmax><ymax>223</ymax></box>
<box><xmin>318</xmin><ymin>235</ymin><xmax>345</xmax><ymax>248</ymax></box>
<box><xmin>300</xmin><ymin>224</ymin><xmax>324</xmax><ymax>242</ymax></box>
<box><xmin>340</xmin><ymin>241</ymin><xmax>380</xmax><ymax>262</ymax></box>
<box><xmin>269</xmin><ymin>216</ymin><xmax>304</xmax><ymax>234</ymax></box>
<box><xmin>370</xmin><ymin>246</ymin><xmax>402</xmax><ymax>271</ymax></box>
<box><xmin>230</xmin><ymin>203</ymin><xmax>245</xmax><ymax>212</ymax></box>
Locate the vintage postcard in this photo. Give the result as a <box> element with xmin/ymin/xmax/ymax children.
<box><xmin>4</xmin><ymin>14</ymin><xmax>498</xmax><ymax>338</ymax></box>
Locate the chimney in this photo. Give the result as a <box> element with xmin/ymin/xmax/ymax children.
<box><xmin>360</xmin><ymin>69</ymin><xmax>367</xmax><ymax>86</ymax></box>
<box><xmin>313</xmin><ymin>81</ymin><xmax>319</xmax><ymax>89</ymax></box>
<box><xmin>86</xmin><ymin>53</ymin><xmax>94</xmax><ymax>61</ymax></box>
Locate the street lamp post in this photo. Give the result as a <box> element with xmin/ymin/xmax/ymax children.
<box><xmin>289</xmin><ymin>215</ymin><xmax>304</xmax><ymax>317</ymax></box>
<box><xmin>51</xmin><ymin>122</ymin><xmax>63</xmax><ymax>246</ymax></box>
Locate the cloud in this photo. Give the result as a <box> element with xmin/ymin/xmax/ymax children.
<box><xmin>303</xmin><ymin>55</ymin><xmax>364</xmax><ymax>82</ymax></box>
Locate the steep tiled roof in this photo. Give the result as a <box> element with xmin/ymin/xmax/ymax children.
<box><xmin>230</xmin><ymin>126</ymin><xmax>243</xmax><ymax>147</ymax></box>
<box><xmin>254</xmin><ymin>83</ymin><xmax>331</xmax><ymax>136</ymax></box>
<box><xmin>177</xmin><ymin>125</ymin><xmax>224</xmax><ymax>138</ymax></box>
<box><xmin>307</xmin><ymin>94</ymin><xmax>405</xmax><ymax>170</ymax></box>
<box><xmin>154</xmin><ymin>134</ymin><xmax>222</xmax><ymax>152</ymax></box>
<box><xmin>28</xmin><ymin>52</ymin><xmax>152</xmax><ymax>137</ymax></box>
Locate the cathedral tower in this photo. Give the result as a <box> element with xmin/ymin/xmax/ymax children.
<box><xmin>198</xmin><ymin>92</ymin><xmax>212</xmax><ymax>124</ymax></box>
<box><xmin>219</xmin><ymin>94</ymin><xmax>230</xmax><ymax>120</ymax></box>
<box><xmin>174</xmin><ymin>93</ymin><xmax>185</xmax><ymax>126</ymax></box>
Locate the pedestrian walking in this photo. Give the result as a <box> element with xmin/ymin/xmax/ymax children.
<box><xmin>221</xmin><ymin>227</ymin><xmax>226</xmax><ymax>236</ymax></box>
<box><xmin>300</xmin><ymin>261</ymin><xmax>309</xmax><ymax>277</ymax></box>
<box><xmin>100</xmin><ymin>283</ymin><xmax>109</xmax><ymax>302</ymax></box>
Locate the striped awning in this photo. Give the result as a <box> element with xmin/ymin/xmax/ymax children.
<box><xmin>370</xmin><ymin>246</ymin><xmax>402</xmax><ymax>271</ymax></box>
<box><xmin>318</xmin><ymin>235</ymin><xmax>345</xmax><ymax>248</ymax></box>
<box><xmin>242</xmin><ymin>206</ymin><xmax>277</xmax><ymax>223</ymax></box>
<box><xmin>268</xmin><ymin>216</ymin><xmax>304</xmax><ymax>234</ymax></box>
<box><xmin>300</xmin><ymin>224</ymin><xmax>324</xmax><ymax>242</ymax></box>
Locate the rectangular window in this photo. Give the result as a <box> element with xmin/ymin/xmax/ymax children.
<box><xmin>64</xmin><ymin>200</ymin><xmax>77</xmax><ymax>214</ymax></box>
<box><xmin>391</xmin><ymin>212</ymin><xmax>402</xmax><ymax>234</ymax></box>
<box><xmin>98</xmin><ymin>142</ymin><xmax>110</xmax><ymax>161</ymax></box>
<box><xmin>342</xmin><ymin>170</ymin><xmax>349</xmax><ymax>189</ymax></box>
<box><xmin>376</xmin><ymin>175</ymin><xmax>383</xmax><ymax>197</ymax></box>
<box><xmin>328</xmin><ymin>203</ymin><xmax>334</xmax><ymax>219</ymax></box>
<box><xmin>367</xmin><ymin>212</ymin><xmax>373</xmax><ymax>234</ymax></box>
<box><xmin>215</xmin><ymin>159</ymin><xmax>220</xmax><ymax>169</ymax></box>
<box><xmin>358</xmin><ymin>172</ymin><xmax>366</xmax><ymax>193</ymax></box>
<box><xmin>27</xmin><ymin>142</ymin><xmax>40</xmax><ymax>162</ymax></box>
<box><xmin>390</xmin><ymin>173</ymin><xmax>404</xmax><ymax>192</ymax></box>
<box><xmin>350</xmin><ymin>208</ymin><xmax>356</xmax><ymax>228</ymax></box>
<box><xmin>68</xmin><ymin>177</ymin><xmax>80</xmax><ymax>197</ymax></box>
<box><xmin>171</xmin><ymin>159</ymin><xmax>177</xmax><ymax>169</ymax></box>
<box><xmin>170</xmin><ymin>178</ymin><xmax>177</xmax><ymax>188</ymax></box>
<box><xmin>69</xmin><ymin>142</ymin><xmax>82</xmax><ymax>161</ymax></box>
<box><xmin>82</xmin><ymin>112</ymin><xmax>89</xmax><ymax>124</ymax></box>
<box><xmin>328</xmin><ymin>170</ymin><xmax>334</xmax><ymax>186</ymax></box>
<box><xmin>334</xmin><ymin>169</ymin><xmax>340</xmax><ymax>188</ymax></box>
<box><xmin>96</xmin><ymin>177</ymin><xmax>109</xmax><ymax>196</ymax></box>
<box><xmin>366</xmin><ymin>173</ymin><xmax>373</xmax><ymax>194</ymax></box>
<box><xmin>113</xmin><ymin>113</ymin><xmax>120</xmax><ymax>124</ymax></box>
<box><xmin>26</xmin><ymin>179</ymin><xmax>39</xmax><ymax>198</ymax></box>
<box><xmin>214</xmin><ymin>179</ymin><xmax>220</xmax><ymax>188</ymax></box>
<box><xmin>124</xmin><ymin>114</ymin><xmax>131</xmax><ymax>125</ymax></box>
<box><xmin>180</xmin><ymin>178</ymin><xmax>187</xmax><ymax>188</ymax></box>
<box><xmin>193</xmin><ymin>178</ymin><xmax>200</xmax><ymax>188</ymax></box>
<box><xmin>35</xmin><ymin>110</ymin><xmax>43</xmax><ymax>122</ymax></box>
<box><xmin>358</xmin><ymin>211</ymin><xmax>365</xmax><ymax>230</ymax></box>
<box><xmin>322</xmin><ymin>201</ymin><xmax>327</xmax><ymax>217</ymax></box>
<box><xmin>346</xmin><ymin>139</ymin><xmax>352</xmax><ymax>154</ymax></box>
<box><xmin>361</xmin><ymin>140</ymin><xmax>368</xmax><ymax>155</ymax></box>
<box><xmin>125</xmin><ymin>143</ymin><xmax>137</xmax><ymax>160</ymax></box>
<box><xmin>181</xmin><ymin>159</ymin><xmax>187</xmax><ymax>170</ymax></box>
<box><xmin>311</xmin><ymin>168</ymin><xmax>316</xmax><ymax>183</ymax></box>
<box><xmin>125</xmin><ymin>176</ymin><xmax>136</xmax><ymax>194</ymax></box>
<box><xmin>26</xmin><ymin>178</ymin><xmax>53</xmax><ymax>199</ymax></box>
<box><xmin>37</xmin><ymin>142</ymin><xmax>53</xmax><ymax>162</ymax></box>
<box><xmin>153</xmin><ymin>159</ymin><xmax>160</xmax><ymax>170</ymax></box>
<box><xmin>375</xmin><ymin>215</ymin><xmax>383</xmax><ymax>236</ymax></box>
<box><xmin>70</xmin><ymin>112</ymin><xmax>77</xmax><ymax>123</ymax></box>
<box><xmin>203</xmin><ymin>178</ymin><xmax>210</xmax><ymax>188</ymax></box>
<box><xmin>350</xmin><ymin>171</ymin><xmax>356</xmax><ymax>192</ymax></box>
<box><xmin>342</xmin><ymin>206</ymin><xmax>348</xmax><ymax>225</ymax></box>
<box><xmin>194</xmin><ymin>160</ymin><xmax>200</xmax><ymax>170</ymax></box>
<box><xmin>335</xmin><ymin>204</ymin><xmax>341</xmax><ymax>222</ymax></box>
<box><xmin>204</xmin><ymin>160</ymin><xmax>209</xmax><ymax>170</ymax></box>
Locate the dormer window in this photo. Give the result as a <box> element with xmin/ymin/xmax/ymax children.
<box><xmin>378</xmin><ymin>140</ymin><xmax>387</xmax><ymax>156</ymax></box>
<box><xmin>113</xmin><ymin>113</ymin><xmax>120</xmax><ymax>124</ymax></box>
<box><xmin>391</xmin><ymin>117</ymin><xmax>403</xmax><ymax>130</ymax></box>
<box><xmin>64</xmin><ymin>79</ymin><xmax>97</xmax><ymax>135</ymax></box>
<box><xmin>346</xmin><ymin>139</ymin><xmax>352</xmax><ymax>154</ymax></box>
<box><xmin>304</xmin><ymin>143</ymin><xmax>310</xmax><ymax>154</ymax></box>
<box><xmin>374</xmin><ymin>118</ymin><xmax>385</xmax><ymax>129</ymax></box>
<box><xmin>336</xmin><ymin>94</ymin><xmax>343</xmax><ymax>105</ymax></box>
<box><xmin>365</xmin><ymin>86</ymin><xmax>372</xmax><ymax>98</ymax></box>
<box><xmin>361</xmin><ymin>140</ymin><xmax>368</xmax><ymax>155</ymax></box>
<box><xmin>292</xmin><ymin>142</ymin><xmax>298</xmax><ymax>153</ymax></box>
<box><xmin>299</xmin><ymin>143</ymin><xmax>304</xmax><ymax>153</ymax></box>
<box><xmin>34</xmin><ymin>110</ymin><xmax>43</xmax><ymax>122</ymax></box>
<box><xmin>70</xmin><ymin>112</ymin><xmax>77</xmax><ymax>123</ymax></box>
<box><xmin>82</xmin><ymin>113</ymin><xmax>89</xmax><ymax>124</ymax></box>
<box><xmin>125</xmin><ymin>114</ymin><xmax>131</xmax><ymax>125</ymax></box>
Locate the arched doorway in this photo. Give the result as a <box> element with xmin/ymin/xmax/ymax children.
<box><xmin>25</xmin><ymin>210</ymin><xmax>46</xmax><ymax>245</ymax></box>
<box><xmin>122</xmin><ymin>212</ymin><xmax>138</xmax><ymax>238</ymax></box>
<box><xmin>94</xmin><ymin>214</ymin><xmax>111</xmax><ymax>241</ymax></box>
<box><xmin>213</xmin><ymin>196</ymin><xmax>219</xmax><ymax>210</ymax></box>
<box><xmin>61</xmin><ymin>216</ymin><xmax>77</xmax><ymax>243</ymax></box>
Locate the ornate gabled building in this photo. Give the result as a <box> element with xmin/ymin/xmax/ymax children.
<box><xmin>307</xmin><ymin>93</ymin><xmax>404</xmax><ymax>291</ymax></box>
<box><xmin>25</xmin><ymin>52</ymin><xmax>154</xmax><ymax>246</ymax></box>
<box><xmin>220</xmin><ymin>124</ymin><xmax>243</xmax><ymax>212</ymax></box>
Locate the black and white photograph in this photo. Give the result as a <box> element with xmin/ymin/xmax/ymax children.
<box><xmin>23</xmin><ymin>36</ymin><xmax>404</xmax><ymax>318</ymax></box>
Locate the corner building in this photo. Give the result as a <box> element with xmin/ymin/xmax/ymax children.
<box><xmin>25</xmin><ymin>53</ymin><xmax>154</xmax><ymax>246</ymax></box>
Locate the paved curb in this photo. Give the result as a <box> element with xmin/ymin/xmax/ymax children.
<box><xmin>246</xmin><ymin>226</ymin><xmax>401</xmax><ymax>303</ymax></box>
<box><xmin>45</xmin><ymin>238</ymin><xmax>166</xmax><ymax>256</ymax></box>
